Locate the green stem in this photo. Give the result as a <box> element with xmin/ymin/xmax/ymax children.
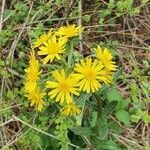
<box><xmin>68</xmin><ymin>40</ymin><xmax>73</xmax><ymax>66</ymax></box>
<box><xmin>93</xmin><ymin>93</ymin><xmax>102</xmax><ymax>118</ymax></box>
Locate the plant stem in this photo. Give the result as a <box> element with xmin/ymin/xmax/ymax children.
<box><xmin>93</xmin><ymin>93</ymin><xmax>102</xmax><ymax>118</ymax></box>
<box><xmin>68</xmin><ymin>40</ymin><xmax>73</xmax><ymax>66</ymax></box>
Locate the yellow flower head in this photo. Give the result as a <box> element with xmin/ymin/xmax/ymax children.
<box><xmin>25</xmin><ymin>51</ymin><xmax>41</xmax><ymax>92</ymax></box>
<box><xmin>103</xmin><ymin>69</ymin><xmax>113</xmax><ymax>83</ymax></box>
<box><xmin>26</xmin><ymin>88</ymin><xmax>45</xmax><ymax>111</ymax></box>
<box><xmin>56</xmin><ymin>24</ymin><xmax>84</xmax><ymax>38</ymax></box>
<box><xmin>46</xmin><ymin>69</ymin><xmax>79</xmax><ymax>104</ymax></box>
<box><xmin>38</xmin><ymin>35</ymin><xmax>67</xmax><ymax>64</ymax></box>
<box><xmin>74</xmin><ymin>58</ymin><xmax>107</xmax><ymax>93</ymax></box>
<box><xmin>95</xmin><ymin>46</ymin><xmax>117</xmax><ymax>71</ymax></box>
<box><xmin>33</xmin><ymin>30</ymin><xmax>53</xmax><ymax>48</ymax></box>
<box><xmin>61</xmin><ymin>102</ymin><xmax>81</xmax><ymax>116</ymax></box>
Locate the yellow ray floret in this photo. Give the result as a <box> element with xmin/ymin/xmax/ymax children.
<box><xmin>38</xmin><ymin>35</ymin><xmax>67</xmax><ymax>64</ymax></box>
<box><xmin>74</xmin><ymin>58</ymin><xmax>107</xmax><ymax>93</ymax></box>
<box><xmin>25</xmin><ymin>51</ymin><xmax>42</xmax><ymax>92</ymax></box>
<box><xmin>33</xmin><ymin>29</ymin><xmax>53</xmax><ymax>48</ymax></box>
<box><xmin>46</xmin><ymin>69</ymin><xmax>79</xmax><ymax>104</ymax></box>
<box><xmin>56</xmin><ymin>24</ymin><xmax>84</xmax><ymax>38</ymax></box>
<box><xmin>26</xmin><ymin>88</ymin><xmax>46</xmax><ymax>111</ymax></box>
<box><xmin>94</xmin><ymin>46</ymin><xmax>117</xmax><ymax>71</ymax></box>
<box><xmin>61</xmin><ymin>102</ymin><xmax>81</xmax><ymax>116</ymax></box>
<box><xmin>24</xmin><ymin>51</ymin><xmax>45</xmax><ymax>111</ymax></box>
<box><xmin>103</xmin><ymin>69</ymin><xmax>113</xmax><ymax>83</ymax></box>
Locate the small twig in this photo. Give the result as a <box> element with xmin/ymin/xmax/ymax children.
<box><xmin>0</xmin><ymin>0</ymin><xmax>5</xmax><ymax>31</ymax></box>
<box><xmin>60</xmin><ymin>0</ymin><xmax>77</xmax><ymax>26</ymax></box>
<box><xmin>12</xmin><ymin>115</ymin><xmax>80</xmax><ymax>149</ymax></box>
<box><xmin>127</xmin><ymin>17</ymin><xmax>149</xmax><ymax>47</ymax></box>
<box><xmin>27</xmin><ymin>16</ymin><xmax>82</xmax><ymax>26</ymax></box>
<box><xmin>78</xmin><ymin>0</ymin><xmax>83</xmax><ymax>52</ymax></box>
<box><xmin>101</xmin><ymin>0</ymin><xmax>108</xmax><ymax>5</ymax></box>
<box><xmin>111</xmin><ymin>132</ymin><xmax>132</xmax><ymax>148</ymax></box>
<box><xmin>7</xmin><ymin>2</ymin><xmax>33</xmax><ymax>64</ymax></box>
<box><xmin>0</xmin><ymin>118</ymin><xmax>14</xmax><ymax>128</ymax></box>
<box><xmin>7</xmin><ymin>68</ymin><xmax>24</xmax><ymax>79</ymax></box>
<box><xmin>2</xmin><ymin>1</ymin><xmax>29</xmax><ymax>24</ymax></box>
<box><xmin>1</xmin><ymin>129</ymin><xmax>30</xmax><ymax>150</ymax></box>
<box><xmin>105</xmin><ymin>43</ymin><xmax>149</xmax><ymax>50</ymax></box>
<box><xmin>131</xmin><ymin>122</ymin><xmax>141</xmax><ymax>135</ymax></box>
<box><xmin>0</xmin><ymin>76</ymin><xmax>5</xmax><ymax>102</ymax></box>
<box><xmin>0</xmin><ymin>103</ymin><xmax>23</xmax><ymax>112</ymax></box>
<box><xmin>82</xmin><ymin>136</ymin><xmax>94</xmax><ymax>149</ymax></box>
<box><xmin>84</xmin><ymin>24</ymin><xmax>121</xmax><ymax>28</ymax></box>
<box><xmin>111</xmin><ymin>133</ymin><xmax>143</xmax><ymax>149</ymax></box>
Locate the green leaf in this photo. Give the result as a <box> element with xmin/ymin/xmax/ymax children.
<box><xmin>145</xmin><ymin>145</ymin><xmax>150</xmax><ymax>150</ymax></box>
<box><xmin>95</xmin><ymin>140</ymin><xmax>126</xmax><ymax>150</ymax></box>
<box><xmin>131</xmin><ymin>114</ymin><xmax>141</xmax><ymax>123</ymax></box>
<box><xmin>71</xmin><ymin>127</ymin><xmax>92</xmax><ymax>136</ymax></box>
<box><xmin>115</xmin><ymin>110</ymin><xmax>130</xmax><ymax>125</ymax></box>
<box><xmin>143</xmin><ymin>114</ymin><xmax>150</xmax><ymax>124</ymax></box>
<box><xmin>140</xmin><ymin>0</ymin><xmax>149</xmax><ymax>4</ymax></box>
<box><xmin>125</xmin><ymin>0</ymin><xmax>133</xmax><ymax>11</ymax></box>
<box><xmin>90</xmin><ymin>111</ymin><xmax>98</xmax><ymax>127</ymax></box>
<box><xmin>116</xmin><ymin>99</ymin><xmax>129</xmax><ymax>110</ymax></box>
<box><xmin>108</xmin><ymin>0</ymin><xmax>115</xmax><ymax>10</ymax></box>
<box><xmin>96</xmin><ymin>116</ymin><xmax>108</xmax><ymax>139</ymax></box>
<box><xmin>103</xmin><ymin>101</ymin><xmax>117</xmax><ymax>116</ymax></box>
<box><xmin>75</xmin><ymin>93</ymin><xmax>91</xmax><ymax>126</ymax></box>
<box><xmin>108</xmin><ymin>121</ymin><xmax>122</xmax><ymax>134</ymax></box>
<box><xmin>107</xmin><ymin>88</ymin><xmax>123</xmax><ymax>102</ymax></box>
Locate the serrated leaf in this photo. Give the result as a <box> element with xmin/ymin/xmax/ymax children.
<box><xmin>71</xmin><ymin>127</ymin><xmax>92</xmax><ymax>136</ymax></box>
<box><xmin>116</xmin><ymin>100</ymin><xmax>129</xmax><ymax>110</ymax></box>
<box><xmin>100</xmin><ymin>140</ymin><xmax>120</xmax><ymax>150</ymax></box>
<box><xmin>96</xmin><ymin>116</ymin><xmax>108</xmax><ymax>139</ymax></box>
<box><xmin>107</xmin><ymin>88</ymin><xmax>123</xmax><ymax>102</ymax></box>
<box><xmin>90</xmin><ymin>111</ymin><xmax>98</xmax><ymax>127</ymax></box>
<box><xmin>108</xmin><ymin>121</ymin><xmax>122</xmax><ymax>134</ymax></box>
<box><xmin>143</xmin><ymin>114</ymin><xmax>150</xmax><ymax>124</ymax></box>
<box><xmin>115</xmin><ymin>110</ymin><xmax>130</xmax><ymax>125</ymax></box>
<box><xmin>75</xmin><ymin>93</ymin><xmax>91</xmax><ymax>126</ymax></box>
<box><xmin>108</xmin><ymin>0</ymin><xmax>115</xmax><ymax>10</ymax></box>
<box><xmin>103</xmin><ymin>101</ymin><xmax>117</xmax><ymax>116</ymax></box>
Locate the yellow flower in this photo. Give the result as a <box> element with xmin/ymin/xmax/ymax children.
<box><xmin>26</xmin><ymin>88</ymin><xmax>45</xmax><ymax>111</ymax></box>
<box><xmin>33</xmin><ymin>30</ymin><xmax>53</xmax><ymax>48</ymax></box>
<box><xmin>38</xmin><ymin>35</ymin><xmax>67</xmax><ymax>64</ymax></box>
<box><xmin>56</xmin><ymin>24</ymin><xmax>84</xmax><ymax>38</ymax></box>
<box><xmin>46</xmin><ymin>69</ymin><xmax>79</xmax><ymax>104</ymax></box>
<box><xmin>61</xmin><ymin>102</ymin><xmax>81</xmax><ymax>116</ymax></box>
<box><xmin>74</xmin><ymin>58</ymin><xmax>107</xmax><ymax>93</ymax></box>
<box><xmin>103</xmin><ymin>69</ymin><xmax>113</xmax><ymax>83</ymax></box>
<box><xmin>25</xmin><ymin>51</ymin><xmax>41</xmax><ymax>92</ymax></box>
<box><xmin>94</xmin><ymin>46</ymin><xmax>117</xmax><ymax>71</ymax></box>
<box><xmin>24</xmin><ymin>51</ymin><xmax>45</xmax><ymax>111</ymax></box>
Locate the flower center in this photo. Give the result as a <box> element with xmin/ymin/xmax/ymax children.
<box><xmin>84</xmin><ymin>70</ymin><xmax>95</xmax><ymax>81</ymax></box>
<box><xmin>48</xmin><ymin>43</ymin><xmax>60</xmax><ymax>54</ymax></box>
<box><xmin>59</xmin><ymin>82</ymin><xmax>70</xmax><ymax>92</ymax></box>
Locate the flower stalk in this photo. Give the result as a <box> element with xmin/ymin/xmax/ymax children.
<box><xmin>93</xmin><ymin>93</ymin><xmax>103</xmax><ymax>118</ymax></box>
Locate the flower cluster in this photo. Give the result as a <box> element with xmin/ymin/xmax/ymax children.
<box><xmin>24</xmin><ymin>24</ymin><xmax>117</xmax><ymax>116</ymax></box>
<box><xmin>33</xmin><ymin>24</ymin><xmax>83</xmax><ymax>65</ymax></box>
<box><xmin>94</xmin><ymin>46</ymin><xmax>117</xmax><ymax>83</ymax></box>
<box><xmin>24</xmin><ymin>51</ymin><xmax>45</xmax><ymax>111</ymax></box>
